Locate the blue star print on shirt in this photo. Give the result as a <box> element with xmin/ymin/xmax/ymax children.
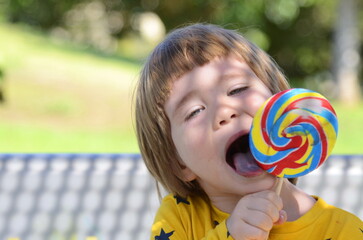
<box><xmin>155</xmin><ymin>228</ymin><xmax>174</xmax><ymax>240</ymax></box>
<box><xmin>173</xmin><ymin>195</ymin><xmax>190</xmax><ymax>205</ymax></box>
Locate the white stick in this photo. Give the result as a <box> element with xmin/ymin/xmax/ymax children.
<box><xmin>275</xmin><ymin>178</ymin><xmax>283</xmax><ymax>195</ymax></box>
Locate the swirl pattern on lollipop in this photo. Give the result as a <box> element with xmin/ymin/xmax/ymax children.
<box><xmin>249</xmin><ymin>88</ymin><xmax>338</xmax><ymax>178</ymax></box>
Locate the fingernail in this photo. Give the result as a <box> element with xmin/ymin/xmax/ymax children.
<box><xmin>280</xmin><ymin>212</ymin><xmax>285</xmax><ymax>221</ymax></box>
<box><xmin>279</xmin><ymin>210</ymin><xmax>287</xmax><ymax>223</ymax></box>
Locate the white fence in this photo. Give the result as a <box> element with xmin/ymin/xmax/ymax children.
<box><xmin>0</xmin><ymin>154</ymin><xmax>362</xmax><ymax>240</ymax></box>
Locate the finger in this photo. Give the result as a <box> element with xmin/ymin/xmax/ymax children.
<box><xmin>250</xmin><ymin>190</ymin><xmax>283</xmax><ymax>211</ymax></box>
<box><xmin>243</xmin><ymin>209</ymin><xmax>274</xmax><ymax>232</ymax></box>
<box><xmin>239</xmin><ymin>219</ymin><xmax>270</xmax><ymax>240</ymax></box>
<box><xmin>245</xmin><ymin>198</ymin><xmax>280</xmax><ymax>223</ymax></box>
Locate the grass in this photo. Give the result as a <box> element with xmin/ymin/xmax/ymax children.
<box><xmin>0</xmin><ymin>22</ymin><xmax>362</xmax><ymax>154</ymax></box>
<box><xmin>332</xmin><ymin>102</ymin><xmax>363</xmax><ymax>154</ymax></box>
<box><xmin>0</xmin><ymin>22</ymin><xmax>141</xmax><ymax>153</ymax></box>
<box><xmin>0</xmin><ymin>122</ymin><xmax>137</xmax><ymax>152</ymax></box>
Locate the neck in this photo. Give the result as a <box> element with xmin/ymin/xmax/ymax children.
<box><xmin>209</xmin><ymin>194</ymin><xmax>241</xmax><ymax>214</ymax></box>
<box><xmin>279</xmin><ymin>179</ymin><xmax>316</xmax><ymax>221</ymax></box>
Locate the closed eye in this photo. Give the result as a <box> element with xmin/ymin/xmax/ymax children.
<box><xmin>185</xmin><ymin>107</ymin><xmax>205</xmax><ymax>121</ymax></box>
<box><xmin>228</xmin><ymin>86</ymin><xmax>249</xmax><ymax>96</ymax></box>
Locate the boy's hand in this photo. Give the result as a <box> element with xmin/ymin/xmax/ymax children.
<box><xmin>226</xmin><ymin>190</ymin><xmax>287</xmax><ymax>240</ymax></box>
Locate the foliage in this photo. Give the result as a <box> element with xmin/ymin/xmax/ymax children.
<box><xmin>3</xmin><ymin>0</ymin><xmax>361</xmax><ymax>91</ymax></box>
<box><xmin>6</xmin><ymin>0</ymin><xmax>83</xmax><ymax>29</ymax></box>
<box><xmin>152</xmin><ymin>0</ymin><xmax>342</xmax><ymax>88</ymax></box>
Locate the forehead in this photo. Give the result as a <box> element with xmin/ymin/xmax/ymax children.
<box><xmin>168</xmin><ymin>54</ymin><xmax>251</xmax><ymax>88</ymax></box>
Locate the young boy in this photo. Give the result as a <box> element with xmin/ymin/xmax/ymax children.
<box><xmin>135</xmin><ymin>23</ymin><xmax>362</xmax><ymax>240</ymax></box>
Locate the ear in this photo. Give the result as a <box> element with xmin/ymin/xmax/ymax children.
<box><xmin>180</xmin><ymin>165</ymin><xmax>197</xmax><ymax>182</ymax></box>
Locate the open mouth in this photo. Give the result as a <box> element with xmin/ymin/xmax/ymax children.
<box><xmin>226</xmin><ymin>133</ymin><xmax>264</xmax><ymax>177</ymax></box>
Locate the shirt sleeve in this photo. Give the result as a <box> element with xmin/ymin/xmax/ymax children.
<box><xmin>335</xmin><ymin>213</ymin><xmax>363</xmax><ymax>240</ymax></box>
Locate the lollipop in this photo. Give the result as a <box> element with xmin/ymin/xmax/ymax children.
<box><xmin>249</xmin><ymin>88</ymin><xmax>338</xmax><ymax>179</ymax></box>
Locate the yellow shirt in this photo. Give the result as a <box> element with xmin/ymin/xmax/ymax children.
<box><xmin>151</xmin><ymin>194</ymin><xmax>362</xmax><ymax>240</ymax></box>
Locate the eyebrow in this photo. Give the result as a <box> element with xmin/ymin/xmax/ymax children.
<box><xmin>222</xmin><ymin>71</ymin><xmax>252</xmax><ymax>81</ymax></box>
<box><xmin>222</xmin><ymin>72</ymin><xmax>242</xmax><ymax>79</ymax></box>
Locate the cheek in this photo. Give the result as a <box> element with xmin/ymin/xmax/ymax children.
<box><xmin>245</xmin><ymin>94</ymin><xmax>270</xmax><ymax>116</ymax></box>
<box><xmin>171</xmin><ymin>125</ymin><xmax>206</xmax><ymax>165</ymax></box>
<box><xmin>246</xmin><ymin>85</ymin><xmax>272</xmax><ymax>116</ymax></box>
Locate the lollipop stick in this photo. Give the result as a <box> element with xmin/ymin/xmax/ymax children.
<box><xmin>275</xmin><ymin>178</ymin><xmax>283</xmax><ymax>195</ymax></box>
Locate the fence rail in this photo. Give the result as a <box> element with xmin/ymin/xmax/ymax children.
<box><xmin>0</xmin><ymin>154</ymin><xmax>362</xmax><ymax>240</ymax></box>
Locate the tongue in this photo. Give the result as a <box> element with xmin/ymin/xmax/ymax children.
<box><xmin>233</xmin><ymin>151</ymin><xmax>264</xmax><ymax>177</ymax></box>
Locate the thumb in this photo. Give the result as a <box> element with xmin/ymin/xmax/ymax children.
<box><xmin>274</xmin><ymin>210</ymin><xmax>287</xmax><ymax>225</ymax></box>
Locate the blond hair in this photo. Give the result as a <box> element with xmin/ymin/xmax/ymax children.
<box><xmin>135</xmin><ymin>23</ymin><xmax>291</xmax><ymax>198</ymax></box>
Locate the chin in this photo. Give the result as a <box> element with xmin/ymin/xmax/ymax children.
<box><xmin>243</xmin><ymin>174</ymin><xmax>277</xmax><ymax>193</ymax></box>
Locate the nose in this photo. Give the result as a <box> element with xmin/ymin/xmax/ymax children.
<box><xmin>214</xmin><ymin>105</ymin><xmax>238</xmax><ymax>129</ymax></box>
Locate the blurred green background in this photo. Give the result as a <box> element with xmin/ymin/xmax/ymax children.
<box><xmin>0</xmin><ymin>0</ymin><xmax>362</xmax><ymax>153</ymax></box>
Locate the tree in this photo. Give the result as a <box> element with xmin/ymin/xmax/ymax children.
<box><xmin>6</xmin><ymin>0</ymin><xmax>84</xmax><ymax>29</ymax></box>
<box><xmin>332</xmin><ymin>0</ymin><xmax>361</xmax><ymax>105</ymax></box>
<box><xmin>2</xmin><ymin>0</ymin><xmax>362</xmax><ymax>98</ymax></box>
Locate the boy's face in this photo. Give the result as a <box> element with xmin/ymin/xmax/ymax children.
<box><xmin>165</xmin><ymin>54</ymin><xmax>277</xmax><ymax>201</ymax></box>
